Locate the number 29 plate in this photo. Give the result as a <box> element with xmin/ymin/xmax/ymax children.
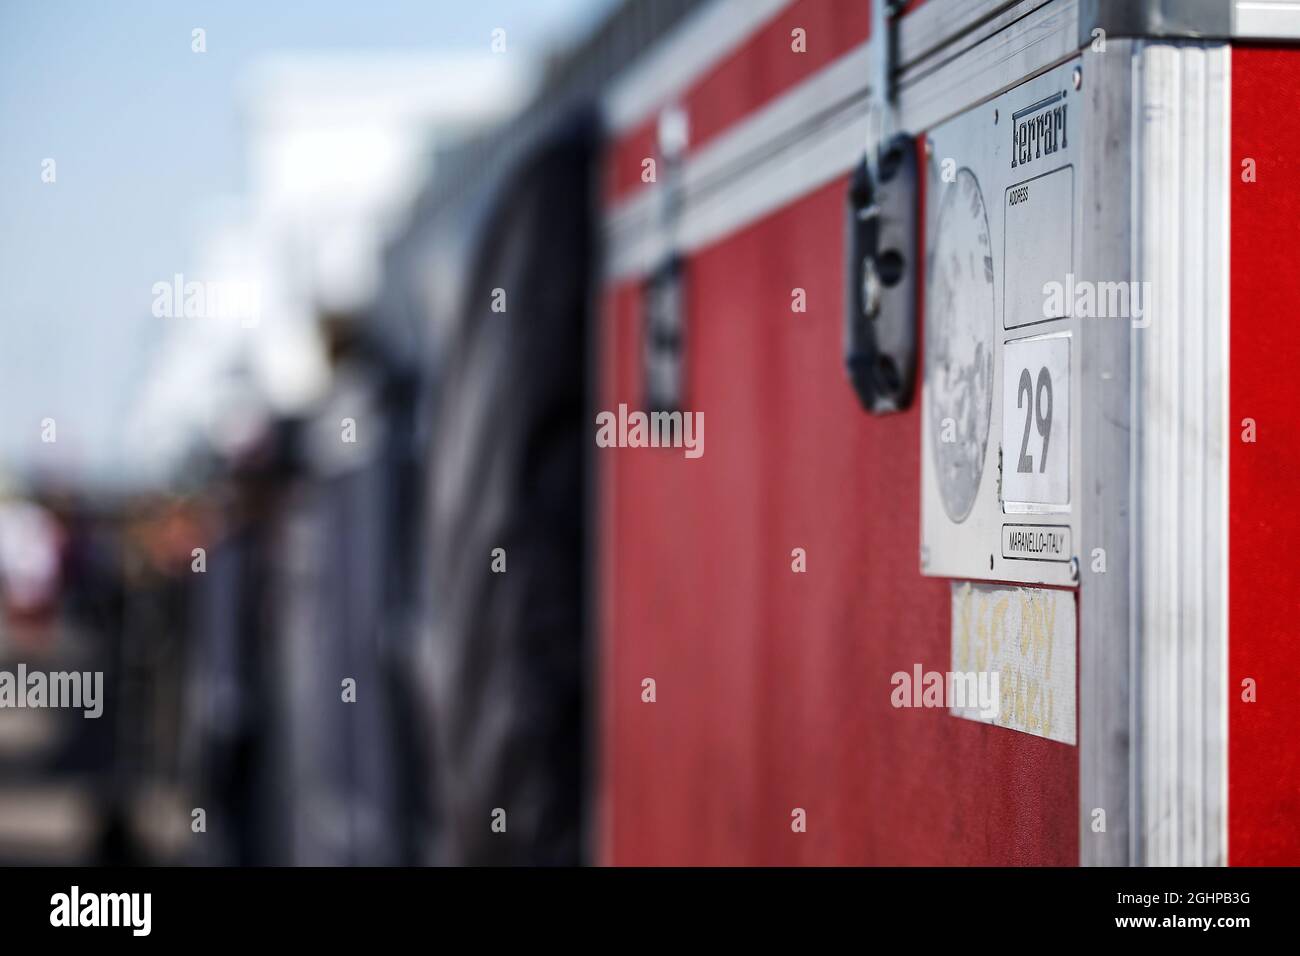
<box><xmin>1001</xmin><ymin>333</ymin><xmax>1070</xmax><ymax>510</ymax></box>
<box><xmin>920</xmin><ymin>59</ymin><xmax>1081</xmax><ymax>585</ymax></box>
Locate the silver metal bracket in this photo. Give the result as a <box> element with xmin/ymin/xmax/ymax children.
<box><xmin>1078</xmin><ymin>0</ymin><xmax>1232</xmax><ymax>45</ymax></box>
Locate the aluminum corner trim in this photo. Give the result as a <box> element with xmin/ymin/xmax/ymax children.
<box><xmin>1078</xmin><ymin>0</ymin><xmax>1232</xmax><ymax>45</ymax></box>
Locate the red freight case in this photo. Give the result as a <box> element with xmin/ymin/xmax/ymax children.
<box><xmin>595</xmin><ymin>0</ymin><xmax>1300</xmax><ymax>866</ymax></box>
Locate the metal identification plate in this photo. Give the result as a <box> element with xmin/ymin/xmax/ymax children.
<box><xmin>921</xmin><ymin>59</ymin><xmax>1081</xmax><ymax>586</ymax></box>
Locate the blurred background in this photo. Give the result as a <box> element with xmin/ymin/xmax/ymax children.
<box><xmin>0</xmin><ymin>0</ymin><xmax>670</xmax><ymax>865</ymax></box>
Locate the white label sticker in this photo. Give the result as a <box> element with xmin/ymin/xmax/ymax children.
<box><xmin>1003</xmin><ymin>166</ymin><xmax>1074</xmax><ymax>329</ymax></box>
<box><xmin>1001</xmin><ymin>334</ymin><xmax>1070</xmax><ymax>507</ymax></box>
<box><xmin>950</xmin><ymin>582</ymin><xmax>1076</xmax><ymax>745</ymax></box>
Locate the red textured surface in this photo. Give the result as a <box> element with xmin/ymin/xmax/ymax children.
<box><xmin>604</xmin><ymin>0</ymin><xmax>872</xmax><ymax>203</ymax></box>
<box><xmin>596</xmin><ymin>175</ymin><xmax>1078</xmax><ymax>865</ymax></box>
<box><xmin>1228</xmin><ymin>45</ymin><xmax>1300</xmax><ymax>866</ymax></box>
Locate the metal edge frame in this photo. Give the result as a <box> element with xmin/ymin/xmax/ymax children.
<box><xmin>589</xmin><ymin>0</ymin><xmax>1300</xmax><ymax>228</ymax></box>
<box><xmin>605</xmin><ymin>42</ymin><xmax>874</xmax><ymax>279</ymax></box>
<box><xmin>1079</xmin><ymin>0</ymin><xmax>1231</xmax><ymax>44</ymax></box>
<box><xmin>898</xmin><ymin>0</ymin><xmax>1042</xmax><ymax>69</ymax></box>
<box><xmin>898</xmin><ymin>0</ymin><xmax>1082</xmax><ymax>134</ymax></box>
<box><xmin>1076</xmin><ymin>39</ymin><xmax>1134</xmax><ymax>867</ymax></box>
<box><xmin>604</xmin><ymin>0</ymin><xmax>1087</xmax><ymax>281</ymax></box>
<box><xmin>900</xmin><ymin>0</ymin><xmax>1300</xmax><ymax>79</ymax></box>
<box><xmin>899</xmin><ymin>0</ymin><xmax>1063</xmax><ymax>81</ymax></box>
<box><xmin>1235</xmin><ymin>0</ymin><xmax>1300</xmax><ymax>38</ymax></box>
<box><xmin>603</xmin><ymin>0</ymin><xmax>1291</xmax><ymax>282</ymax></box>
<box><xmin>904</xmin><ymin>0</ymin><xmax>1300</xmax><ymax>55</ymax></box>
<box><xmin>604</xmin><ymin>0</ymin><xmax>794</xmax><ymax>133</ymax></box>
<box><xmin>1088</xmin><ymin>0</ymin><xmax>1300</xmax><ymax>41</ymax></box>
<box><xmin>1130</xmin><ymin>39</ymin><xmax>1230</xmax><ymax>867</ymax></box>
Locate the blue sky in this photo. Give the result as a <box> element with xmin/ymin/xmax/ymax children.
<box><xmin>0</xmin><ymin>0</ymin><xmax>617</xmax><ymax>490</ymax></box>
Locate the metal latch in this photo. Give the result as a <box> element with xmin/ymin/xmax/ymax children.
<box><xmin>644</xmin><ymin>255</ymin><xmax>685</xmax><ymax>413</ymax></box>
<box><xmin>643</xmin><ymin>106</ymin><xmax>689</xmax><ymax>413</ymax></box>
<box><xmin>844</xmin><ymin>133</ymin><xmax>918</xmax><ymax>414</ymax></box>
